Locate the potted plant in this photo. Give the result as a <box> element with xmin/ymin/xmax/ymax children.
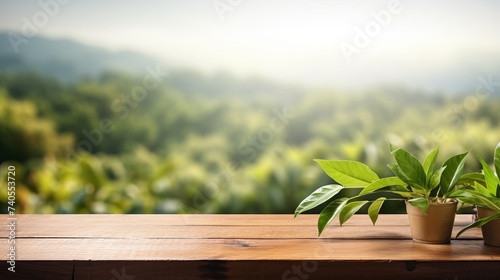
<box><xmin>453</xmin><ymin>142</ymin><xmax>500</xmax><ymax>246</ymax></box>
<box><xmin>295</xmin><ymin>144</ymin><xmax>468</xmax><ymax>244</ymax></box>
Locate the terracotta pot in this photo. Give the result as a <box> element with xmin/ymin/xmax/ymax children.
<box><xmin>405</xmin><ymin>200</ymin><xmax>457</xmax><ymax>244</ymax></box>
<box><xmin>477</xmin><ymin>207</ymin><xmax>500</xmax><ymax>247</ymax></box>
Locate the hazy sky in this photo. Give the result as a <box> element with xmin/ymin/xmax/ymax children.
<box><xmin>1</xmin><ymin>0</ymin><xmax>500</xmax><ymax>91</ymax></box>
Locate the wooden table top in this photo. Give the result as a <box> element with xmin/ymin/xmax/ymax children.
<box><xmin>1</xmin><ymin>214</ymin><xmax>499</xmax><ymax>279</ymax></box>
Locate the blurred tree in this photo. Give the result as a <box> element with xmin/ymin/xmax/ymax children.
<box><xmin>0</xmin><ymin>91</ymin><xmax>72</xmax><ymax>163</ymax></box>
<box><xmin>1</xmin><ymin>72</ymin><xmax>500</xmax><ymax>214</ymax></box>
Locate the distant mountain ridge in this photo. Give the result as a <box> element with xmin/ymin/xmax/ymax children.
<box><xmin>2</xmin><ymin>32</ymin><xmax>498</xmax><ymax>97</ymax></box>
<box><xmin>0</xmin><ymin>32</ymin><xmax>303</xmax><ymax>100</ymax></box>
<box><xmin>0</xmin><ymin>32</ymin><xmax>161</xmax><ymax>82</ymax></box>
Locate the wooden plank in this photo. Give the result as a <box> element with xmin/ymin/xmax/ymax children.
<box><xmin>0</xmin><ymin>214</ymin><xmax>497</xmax><ymax>279</ymax></box>
<box><xmin>0</xmin><ymin>224</ymin><xmax>482</xmax><ymax>240</ymax></box>
<box><xmin>4</xmin><ymin>238</ymin><xmax>500</xmax><ymax>261</ymax></box>
<box><xmin>1</xmin><ymin>260</ymin><xmax>499</xmax><ymax>280</ymax></box>
<box><xmin>0</xmin><ymin>214</ymin><xmax>480</xmax><ymax>239</ymax></box>
<box><xmin>0</xmin><ymin>214</ymin><xmax>477</xmax><ymax>229</ymax></box>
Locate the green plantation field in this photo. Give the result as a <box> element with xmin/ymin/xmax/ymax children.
<box><xmin>1</xmin><ymin>72</ymin><xmax>499</xmax><ymax>214</ymax></box>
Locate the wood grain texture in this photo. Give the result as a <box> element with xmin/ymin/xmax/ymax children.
<box><xmin>5</xmin><ymin>238</ymin><xmax>500</xmax><ymax>261</ymax></box>
<box><xmin>0</xmin><ymin>214</ymin><xmax>480</xmax><ymax>238</ymax></box>
<box><xmin>0</xmin><ymin>214</ymin><xmax>498</xmax><ymax>280</ymax></box>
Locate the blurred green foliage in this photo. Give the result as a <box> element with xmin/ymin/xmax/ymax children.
<box><xmin>0</xmin><ymin>72</ymin><xmax>499</xmax><ymax>214</ymax></box>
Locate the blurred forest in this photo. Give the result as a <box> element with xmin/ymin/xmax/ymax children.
<box><xmin>1</xmin><ymin>70</ymin><xmax>499</xmax><ymax>214</ymax></box>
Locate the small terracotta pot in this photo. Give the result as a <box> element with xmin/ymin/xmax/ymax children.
<box><xmin>477</xmin><ymin>207</ymin><xmax>500</xmax><ymax>247</ymax></box>
<box><xmin>405</xmin><ymin>200</ymin><xmax>457</xmax><ymax>244</ymax></box>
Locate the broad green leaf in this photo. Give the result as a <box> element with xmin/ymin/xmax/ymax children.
<box><xmin>314</xmin><ymin>159</ymin><xmax>379</xmax><ymax>187</ymax></box>
<box><xmin>359</xmin><ymin>177</ymin><xmax>406</xmax><ymax>195</ymax></box>
<box><xmin>474</xmin><ymin>181</ymin><xmax>490</xmax><ymax>196</ymax></box>
<box><xmin>456</xmin><ymin>212</ymin><xmax>500</xmax><ymax>238</ymax></box>
<box><xmin>318</xmin><ymin>198</ymin><xmax>348</xmax><ymax>236</ymax></box>
<box><xmin>339</xmin><ymin>201</ymin><xmax>369</xmax><ymax>225</ymax></box>
<box><xmin>448</xmin><ymin>189</ymin><xmax>471</xmax><ymax>199</ymax></box>
<box><xmin>439</xmin><ymin>151</ymin><xmax>468</xmax><ymax>195</ymax></box>
<box><xmin>411</xmin><ymin>187</ymin><xmax>427</xmax><ymax>195</ymax></box>
<box><xmin>382</xmin><ymin>185</ymin><xmax>416</xmax><ymax>199</ymax></box>
<box><xmin>495</xmin><ymin>142</ymin><xmax>500</xmax><ymax>176</ymax></box>
<box><xmin>423</xmin><ymin>146</ymin><xmax>439</xmax><ymax>180</ymax></box>
<box><xmin>429</xmin><ymin>166</ymin><xmax>447</xmax><ymax>190</ymax></box>
<box><xmin>478</xmin><ymin>155</ymin><xmax>499</xmax><ymax>197</ymax></box>
<box><xmin>294</xmin><ymin>184</ymin><xmax>344</xmax><ymax>217</ymax></box>
<box><xmin>391</xmin><ymin>191</ymin><xmax>419</xmax><ymax>198</ymax></box>
<box><xmin>408</xmin><ymin>197</ymin><xmax>430</xmax><ymax>214</ymax></box>
<box><xmin>478</xmin><ymin>192</ymin><xmax>500</xmax><ymax>211</ymax></box>
<box><xmin>391</xmin><ymin>148</ymin><xmax>427</xmax><ymax>187</ymax></box>
<box><xmin>450</xmin><ymin>190</ymin><xmax>500</xmax><ymax>212</ymax></box>
<box><xmin>368</xmin><ymin>197</ymin><xmax>386</xmax><ymax>225</ymax></box>
<box><xmin>391</xmin><ymin>185</ymin><xmax>412</xmax><ymax>192</ymax></box>
<box><xmin>388</xmin><ymin>163</ymin><xmax>426</xmax><ymax>192</ymax></box>
<box><xmin>457</xmin><ymin>172</ymin><xmax>485</xmax><ymax>186</ymax></box>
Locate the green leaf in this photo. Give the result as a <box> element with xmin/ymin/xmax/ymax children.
<box><xmin>456</xmin><ymin>212</ymin><xmax>500</xmax><ymax>238</ymax></box>
<box><xmin>450</xmin><ymin>190</ymin><xmax>500</xmax><ymax>212</ymax></box>
<box><xmin>388</xmin><ymin>163</ymin><xmax>426</xmax><ymax>192</ymax></box>
<box><xmin>474</xmin><ymin>181</ymin><xmax>490</xmax><ymax>196</ymax></box>
<box><xmin>495</xmin><ymin>158</ymin><xmax>500</xmax><ymax>181</ymax></box>
<box><xmin>439</xmin><ymin>151</ymin><xmax>468</xmax><ymax>195</ymax></box>
<box><xmin>392</xmin><ymin>191</ymin><xmax>419</xmax><ymax>198</ymax></box>
<box><xmin>498</xmin><ymin>182</ymin><xmax>500</xmax><ymax>199</ymax></box>
<box><xmin>359</xmin><ymin>177</ymin><xmax>406</xmax><ymax>195</ymax></box>
<box><xmin>408</xmin><ymin>197</ymin><xmax>430</xmax><ymax>214</ymax></box>
<box><xmin>368</xmin><ymin>197</ymin><xmax>386</xmax><ymax>225</ymax></box>
<box><xmin>391</xmin><ymin>148</ymin><xmax>427</xmax><ymax>187</ymax></box>
<box><xmin>339</xmin><ymin>201</ymin><xmax>369</xmax><ymax>225</ymax></box>
<box><xmin>314</xmin><ymin>159</ymin><xmax>379</xmax><ymax>187</ymax></box>
<box><xmin>495</xmin><ymin>159</ymin><xmax>500</xmax><ymax>197</ymax></box>
<box><xmin>495</xmin><ymin>142</ymin><xmax>500</xmax><ymax>176</ymax></box>
<box><xmin>318</xmin><ymin>198</ymin><xmax>348</xmax><ymax>236</ymax></box>
<box><xmin>391</xmin><ymin>185</ymin><xmax>412</xmax><ymax>192</ymax></box>
<box><xmin>457</xmin><ymin>172</ymin><xmax>485</xmax><ymax>186</ymax></box>
<box><xmin>389</xmin><ymin>142</ymin><xmax>398</xmax><ymax>153</ymax></box>
<box><xmin>383</xmin><ymin>184</ymin><xmax>416</xmax><ymax>198</ymax></box>
<box><xmin>423</xmin><ymin>146</ymin><xmax>439</xmax><ymax>181</ymax></box>
<box><xmin>429</xmin><ymin>166</ymin><xmax>447</xmax><ymax>190</ymax></box>
<box><xmin>294</xmin><ymin>184</ymin><xmax>344</xmax><ymax>217</ymax></box>
<box><xmin>478</xmin><ymin>155</ymin><xmax>500</xmax><ymax>197</ymax></box>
